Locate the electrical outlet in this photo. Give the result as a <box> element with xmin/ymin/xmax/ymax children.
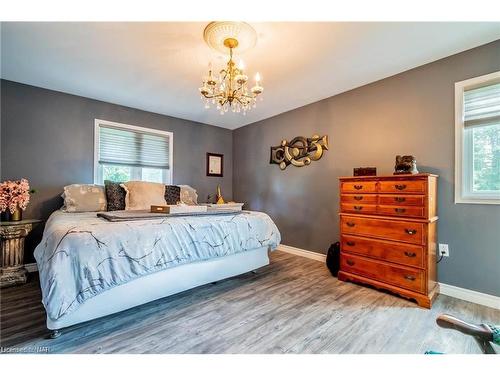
<box><xmin>439</xmin><ymin>244</ymin><xmax>449</xmax><ymax>257</ymax></box>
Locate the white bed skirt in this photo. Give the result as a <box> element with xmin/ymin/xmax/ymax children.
<box><xmin>47</xmin><ymin>246</ymin><xmax>270</xmax><ymax>330</ymax></box>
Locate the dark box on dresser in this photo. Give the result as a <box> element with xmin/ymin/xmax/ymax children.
<box><xmin>353</xmin><ymin>167</ymin><xmax>377</xmax><ymax>176</ymax></box>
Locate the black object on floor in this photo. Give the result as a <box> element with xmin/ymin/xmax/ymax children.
<box><xmin>326</xmin><ymin>241</ymin><xmax>341</xmax><ymax>276</ymax></box>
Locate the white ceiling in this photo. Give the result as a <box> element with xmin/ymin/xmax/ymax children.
<box><xmin>1</xmin><ymin>22</ymin><xmax>499</xmax><ymax>130</ymax></box>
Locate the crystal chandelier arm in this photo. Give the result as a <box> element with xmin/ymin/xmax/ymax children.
<box><xmin>200</xmin><ymin>92</ymin><xmax>216</xmax><ymax>99</ymax></box>
<box><xmin>240</xmin><ymin>92</ymin><xmax>257</xmax><ymax>99</ymax></box>
<box><xmin>219</xmin><ymin>69</ymin><xmax>228</xmax><ymax>80</ymax></box>
<box><xmin>235</xmin><ymin>97</ymin><xmax>249</xmax><ymax>105</ymax></box>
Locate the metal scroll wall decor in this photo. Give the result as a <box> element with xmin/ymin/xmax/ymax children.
<box><xmin>270</xmin><ymin>135</ymin><xmax>329</xmax><ymax>170</ymax></box>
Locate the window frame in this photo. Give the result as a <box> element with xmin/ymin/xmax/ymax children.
<box><xmin>454</xmin><ymin>71</ymin><xmax>500</xmax><ymax>205</ymax></box>
<box><xmin>94</xmin><ymin>119</ymin><xmax>173</xmax><ymax>185</ymax></box>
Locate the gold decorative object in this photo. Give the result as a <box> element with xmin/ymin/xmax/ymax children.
<box><xmin>270</xmin><ymin>135</ymin><xmax>329</xmax><ymax>170</ymax></box>
<box><xmin>11</xmin><ymin>206</ymin><xmax>22</xmax><ymax>221</ymax></box>
<box><xmin>199</xmin><ymin>21</ymin><xmax>263</xmax><ymax>115</ymax></box>
<box><xmin>216</xmin><ymin>185</ymin><xmax>225</xmax><ymax>204</ymax></box>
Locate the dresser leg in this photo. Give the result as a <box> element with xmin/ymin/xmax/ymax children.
<box><xmin>49</xmin><ymin>330</ymin><xmax>62</xmax><ymax>339</ymax></box>
<box><xmin>416</xmin><ymin>283</ymin><xmax>439</xmax><ymax>309</ymax></box>
<box><xmin>337</xmin><ymin>271</ymin><xmax>348</xmax><ymax>282</ymax></box>
<box><xmin>414</xmin><ymin>295</ymin><xmax>432</xmax><ymax>309</ymax></box>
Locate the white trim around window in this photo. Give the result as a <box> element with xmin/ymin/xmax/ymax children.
<box><xmin>454</xmin><ymin>71</ymin><xmax>500</xmax><ymax>205</ymax></box>
<box><xmin>94</xmin><ymin>119</ymin><xmax>173</xmax><ymax>185</ymax></box>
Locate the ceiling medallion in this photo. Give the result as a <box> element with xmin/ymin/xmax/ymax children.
<box><xmin>199</xmin><ymin>21</ymin><xmax>263</xmax><ymax>116</ymax></box>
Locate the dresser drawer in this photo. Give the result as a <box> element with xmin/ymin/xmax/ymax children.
<box><xmin>341</xmin><ymin>194</ymin><xmax>377</xmax><ymax>204</ymax></box>
<box><xmin>341</xmin><ymin>216</ymin><xmax>424</xmax><ymax>245</ymax></box>
<box><xmin>341</xmin><ymin>235</ymin><xmax>424</xmax><ymax>268</ymax></box>
<box><xmin>340</xmin><ymin>181</ymin><xmax>377</xmax><ymax>193</ymax></box>
<box><xmin>378</xmin><ymin>180</ymin><xmax>426</xmax><ymax>194</ymax></box>
<box><xmin>378</xmin><ymin>194</ymin><xmax>425</xmax><ymax>206</ymax></box>
<box><xmin>377</xmin><ymin>205</ymin><xmax>425</xmax><ymax>218</ymax></box>
<box><xmin>341</xmin><ymin>253</ymin><xmax>425</xmax><ymax>293</ymax></box>
<box><xmin>341</xmin><ymin>203</ymin><xmax>377</xmax><ymax>215</ymax></box>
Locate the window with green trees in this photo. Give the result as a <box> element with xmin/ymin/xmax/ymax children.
<box><xmin>456</xmin><ymin>72</ymin><xmax>500</xmax><ymax>204</ymax></box>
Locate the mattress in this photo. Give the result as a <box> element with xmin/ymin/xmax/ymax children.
<box><xmin>34</xmin><ymin>210</ymin><xmax>281</xmax><ymax>321</ymax></box>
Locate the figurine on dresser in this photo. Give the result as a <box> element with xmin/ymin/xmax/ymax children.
<box><xmin>394</xmin><ymin>155</ymin><xmax>419</xmax><ymax>175</ymax></box>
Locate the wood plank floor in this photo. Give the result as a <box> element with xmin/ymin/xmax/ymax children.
<box><xmin>1</xmin><ymin>251</ymin><xmax>498</xmax><ymax>354</ymax></box>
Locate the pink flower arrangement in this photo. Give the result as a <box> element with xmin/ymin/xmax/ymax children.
<box><xmin>0</xmin><ymin>179</ymin><xmax>32</xmax><ymax>214</ymax></box>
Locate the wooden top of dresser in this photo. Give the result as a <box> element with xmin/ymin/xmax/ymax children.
<box><xmin>339</xmin><ymin>173</ymin><xmax>438</xmax><ymax>180</ymax></box>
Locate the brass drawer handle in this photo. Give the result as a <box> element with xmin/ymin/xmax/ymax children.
<box><xmin>404</xmin><ymin>275</ymin><xmax>416</xmax><ymax>281</ymax></box>
<box><xmin>354</xmin><ymin>184</ymin><xmax>363</xmax><ymax>190</ymax></box>
<box><xmin>405</xmin><ymin>228</ymin><xmax>417</xmax><ymax>235</ymax></box>
<box><xmin>346</xmin><ymin>222</ymin><xmax>356</xmax><ymax>227</ymax></box>
<box><xmin>394</xmin><ymin>208</ymin><xmax>406</xmax><ymax>213</ymax></box>
<box><xmin>404</xmin><ymin>251</ymin><xmax>417</xmax><ymax>258</ymax></box>
<box><xmin>346</xmin><ymin>259</ymin><xmax>355</xmax><ymax>266</ymax></box>
<box><xmin>353</xmin><ymin>196</ymin><xmax>363</xmax><ymax>201</ymax></box>
<box><xmin>346</xmin><ymin>241</ymin><xmax>355</xmax><ymax>246</ymax></box>
<box><xmin>394</xmin><ymin>197</ymin><xmax>406</xmax><ymax>203</ymax></box>
<box><xmin>353</xmin><ymin>206</ymin><xmax>363</xmax><ymax>211</ymax></box>
<box><xmin>395</xmin><ymin>184</ymin><xmax>407</xmax><ymax>190</ymax></box>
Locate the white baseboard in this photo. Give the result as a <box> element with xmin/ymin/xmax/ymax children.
<box><xmin>439</xmin><ymin>283</ymin><xmax>500</xmax><ymax>310</ymax></box>
<box><xmin>277</xmin><ymin>244</ymin><xmax>499</xmax><ymax>310</ymax></box>
<box><xmin>25</xmin><ymin>263</ymin><xmax>38</xmax><ymax>273</ymax></box>
<box><xmin>277</xmin><ymin>244</ymin><xmax>326</xmax><ymax>262</ymax></box>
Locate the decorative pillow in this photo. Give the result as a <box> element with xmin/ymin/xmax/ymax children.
<box><xmin>61</xmin><ymin>184</ymin><xmax>107</xmax><ymax>212</ymax></box>
<box><xmin>120</xmin><ymin>181</ymin><xmax>167</xmax><ymax>210</ymax></box>
<box><xmin>178</xmin><ymin>185</ymin><xmax>198</xmax><ymax>205</ymax></box>
<box><xmin>164</xmin><ymin>185</ymin><xmax>181</xmax><ymax>205</ymax></box>
<box><xmin>104</xmin><ymin>180</ymin><xmax>126</xmax><ymax>211</ymax></box>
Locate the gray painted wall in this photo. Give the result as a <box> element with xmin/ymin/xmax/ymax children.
<box><xmin>1</xmin><ymin>80</ymin><xmax>233</xmax><ymax>261</ymax></box>
<box><xmin>233</xmin><ymin>40</ymin><xmax>500</xmax><ymax>296</ymax></box>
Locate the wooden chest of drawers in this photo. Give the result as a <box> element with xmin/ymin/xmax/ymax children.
<box><xmin>338</xmin><ymin>174</ymin><xmax>439</xmax><ymax>308</ymax></box>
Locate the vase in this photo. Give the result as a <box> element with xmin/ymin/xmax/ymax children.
<box><xmin>11</xmin><ymin>207</ymin><xmax>22</xmax><ymax>221</ymax></box>
<box><xmin>3</xmin><ymin>206</ymin><xmax>23</xmax><ymax>221</ymax></box>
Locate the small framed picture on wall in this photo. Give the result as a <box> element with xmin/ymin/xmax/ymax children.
<box><xmin>206</xmin><ymin>152</ymin><xmax>223</xmax><ymax>177</ymax></box>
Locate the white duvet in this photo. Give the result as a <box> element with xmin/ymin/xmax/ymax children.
<box><xmin>34</xmin><ymin>210</ymin><xmax>280</xmax><ymax>321</ymax></box>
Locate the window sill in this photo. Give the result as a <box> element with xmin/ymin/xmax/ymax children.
<box><xmin>455</xmin><ymin>197</ymin><xmax>500</xmax><ymax>205</ymax></box>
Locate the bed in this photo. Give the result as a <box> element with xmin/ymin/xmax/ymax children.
<box><xmin>34</xmin><ymin>210</ymin><xmax>281</xmax><ymax>335</ymax></box>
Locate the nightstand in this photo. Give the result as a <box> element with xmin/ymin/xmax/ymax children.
<box><xmin>0</xmin><ymin>219</ymin><xmax>42</xmax><ymax>288</ymax></box>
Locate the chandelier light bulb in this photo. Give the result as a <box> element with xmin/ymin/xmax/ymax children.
<box><xmin>255</xmin><ymin>72</ymin><xmax>261</xmax><ymax>82</ymax></box>
<box><xmin>238</xmin><ymin>59</ymin><xmax>245</xmax><ymax>71</ymax></box>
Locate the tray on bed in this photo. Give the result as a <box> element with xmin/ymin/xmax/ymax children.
<box><xmin>97</xmin><ymin>209</ymin><xmax>244</xmax><ymax>222</ymax></box>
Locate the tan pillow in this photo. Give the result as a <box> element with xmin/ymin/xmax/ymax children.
<box><xmin>62</xmin><ymin>184</ymin><xmax>107</xmax><ymax>212</ymax></box>
<box><xmin>121</xmin><ymin>181</ymin><xmax>167</xmax><ymax>210</ymax></box>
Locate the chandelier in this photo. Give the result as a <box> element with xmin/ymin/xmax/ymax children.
<box><xmin>199</xmin><ymin>22</ymin><xmax>263</xmax><ymax>115</ymax></box>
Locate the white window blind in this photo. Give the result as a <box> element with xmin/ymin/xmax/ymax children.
<box><xmin>94</xmin><ymin>120</ymin><xmax>173</xmax><ymax>185</ymax></box>
<box><xmin>464</xmin><ymin>81</ymin><xmax>500</xmax><ymax>128</ymax></box>
<box><xmin>99</xmin><ymin>125</ymin><xmax>171</xmax><ymax>169</ymax></box>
